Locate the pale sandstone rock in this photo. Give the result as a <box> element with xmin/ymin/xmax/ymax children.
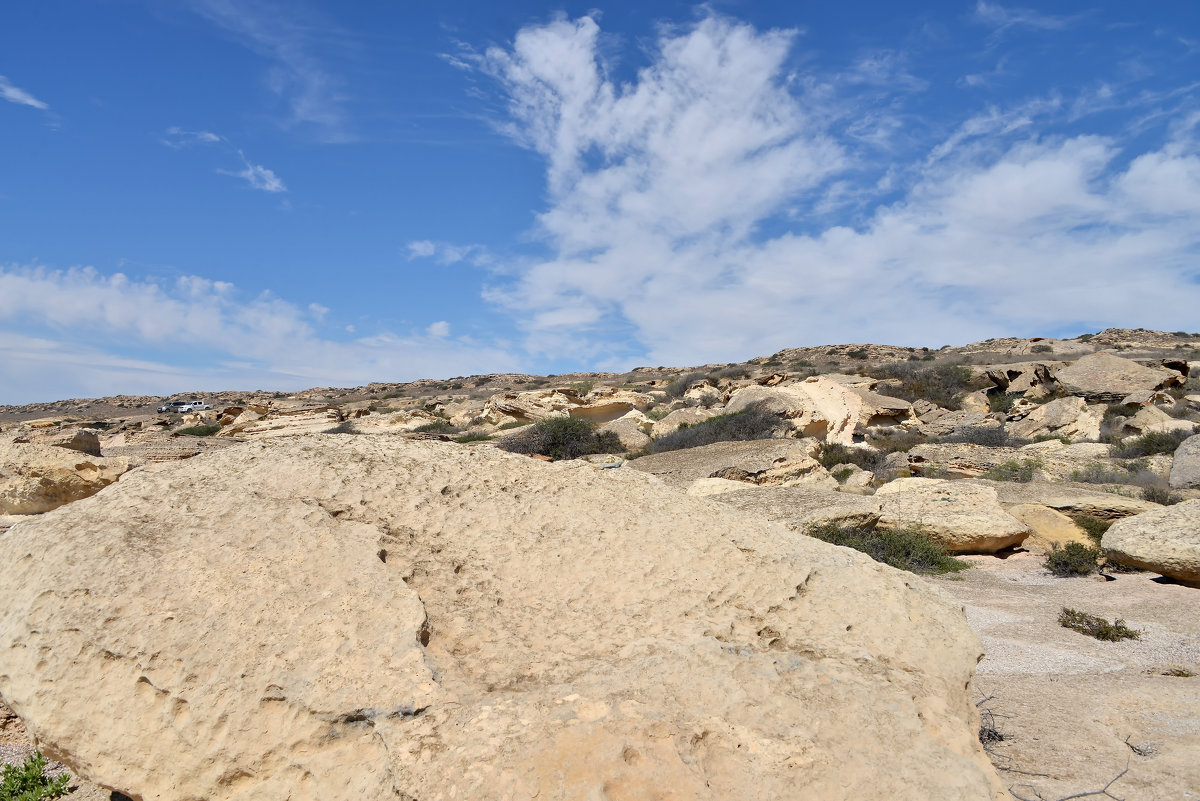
<box><xmin>1007</xmin><ymin>504</ymin><xmax>1094</xmax><ymax>550</ymax></box>
<box><xmin>985</xmin><ymin>362</ymin><xmax>1060</xmax><ymax>396</ymax></box>
<box><xmin>959</xmin><ymin>479</ymin><xmax>1159</xmax><ymax>520</ymax></box>
<box><xmin>1170</xmin><ymin>434</ymin><xmax>1200</xmax><ymax>490</ymax></box>
<box><xmin>958</xmin><ymin>391</ymin><xmax>991</xmax><ymax>414</ymax></box>
<box><xmin>1006</xmin><ymin>397</ymin><xmax>1102</xmax><ymax>442</ymax></box>
<box><xmin>875</xmin><ymin>479</ymin><xmax>1030</xmax><ymax>553</ymax></box>
<box><xmin>914</xmin><ymin>410</ymin><xmax>998</xmax><ymax>438</ymax></box>
<box><xmin>1102</xmin><ymin>500</ymin><xmax>1200</xmax><ymax>585</ymax></box>
<box><xmin>217</xmin><ymin>406</ymin><xmax>342</xmax><ymax>438</ymax></box>
<box><xmin>847</xmin><ymin>388</ymin><xmax>915</xmax><ymax>428</ymax></box>
<box><xmin>907</xmin><ymin>441</ymin><xmax>1140</xmax><ymax>483</ymax></box>
<box><xmin>715</xmin><ymin>485</ymin><xmax>884</xmax><ymax>529</ymax></box>
<box><xmin>0</xmin><ymin>436</ymin><xmax>1006</xmax><ymax>801</ymax></box>
<box><xmin>1054</xmin><ymin>353</ymin><xmax>1182</xmax><ymax>402</ymax></box>
<box><xmin>597</xmin><ymin>410</ymin><xmax>651</xmax><ymax>451</ymax></box>
<box><xmin>483</xmin><ymin>388</ymin><xmax>578</xmax><ymax>422</ymax></box>
<box><xmin>686</xmin><ymin>477</ymin><xmax>748</xmax><ymax>497</ymax></box>
<box><xmin>725</xmin><ymin>377</ymin><xmax>861</xmax><ymax>444</ymax></box>
<box><xmin>46</xmin><ymin>428</ymin><xmax>103</xmax><ymax>457</ymax></box>
<box><xmin>1117</xmin><ymin>405</ymin><xmax>1197</xmax><ymax>437</ymax></box>
<box><xmin>629</xmin><ymin>439</ymin><xmax>820</xmax><ymax>488</ymax></box>
<box><xmin>0</xmin><ymin>441</ymin><xmax>131</xmax><ymax>515</ymax></box>
<box><xmin>649</xmin><ymin>407</ymin><xmax>721</xmax><ymax>438</ymax></box>
<box><xmin>1118</xmin><ymin>389</ymin><xmax>1176</xmax><ymax>408</ymax></box>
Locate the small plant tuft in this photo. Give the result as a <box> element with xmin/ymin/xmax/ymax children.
<box><xmin>1044</xmin><ymin>542</ymin><xmax>1101</xmax><ymax>577</ymax></box>
<box><xmin>1109</xmin><ymin>429</ymin><xmax>1195</xmax><ymax>458</ymax></box>
<box><xmin>174</xmin><ymin>423</ymin><xmax>221</xmax><ymax>437</ymax></box>
<box><xmin>981</xmin><ymin>458</ymin><xmax>1042</xmax><ymax>483</ymax></box>
<box><xmin>806</xmin><ymin>523</ymin><xmax>971</xmax><ymax>575</ymax></box>
<box><xmin>1069</xmin><ymin>514</ymin><xmax>1112</xmax><ymax>545</ymax></box>
<box><xmin>1058</xmin><ymin>607</ymin><xmax>1141</xmax><ymax>641</ymax></box>
<box><xmin>1142</xmin><ymin>485</ymin><xmax>1185</xmax><ymax>505</ymax></box>
<box><xmin>0</xmin><ymin>751</ymin><xmax>71</xmax><ymax>801</ymax></box>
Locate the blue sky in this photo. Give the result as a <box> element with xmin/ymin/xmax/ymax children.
<box><xmin>2</xmin><ymin>1</ymin><xmax>1199</xmax><ymax>403</ymax></box>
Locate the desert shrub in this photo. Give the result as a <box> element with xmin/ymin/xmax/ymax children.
<box><xmin>831</xmin><ymin>467</ymin><xmax>855</xmax><ymax>483</ymax></box>
<box><xmin>174</xmin><ymin>424</ymin><xmax>221</xmax><ymax>437</ymax></box>
<box><xmin>864</xmin><ymin>429</ymin><xmax>927</xmax><ymax>454</ymax></box>
<box><xmin>1070</xmin><ymin>460</ymin><xmax>1156</xmax><ymax>486</ymax></box>
<box><xmin>665</xmin><ymin>372</ymin><xmax>703</xmax><ymax>398</ymax></box>
<box><xmin>938</xmin><ymin>425</ymin><xmax>1020</xmax><ymax>447</ymax></box>
<box><xmin>1076</xmin><ymin>333</ymin><xmax>1094</xmax><ymax>342</ymax></box>
<box><xmin>453</xmin><ymin>433</ymin><xmax>494</xmax><ymax>444</ymax></box>
<box><xmin>789</xmin><ymin>359</ymin><xmax>814</xmax><ymax>369</ymax></box>
<box><xmin>847</xmin><ymin>348</ymin><xmax>869</xmax><ymax>360</ymax></box>
<box><xmin>646</xmin><ymin>406</ymin><xmax>671</xmax><ymax>421</ymax></box>
<box><xmin>322</xmin><ymin>421</ymin><xmax>360</xmax><ymax>435</ymax></box>
<box><xmin>1109</xmin><ymin>429</ymin><xmax>1195</xmax><ymax>458</ymax></box>
<box><xmin>816</xmin><ymin>442</ymin><xmax>884</xmax><ymax>473</ymax></box>
<box><xmin>1069</xmin><ymin>514</ymin><xmax>1112</xmax><ymax>545</ymax></box>
<box><xmin>1058</xmin><ymin>608</ymin><xmax>1141</xmax><ymax>642</ymax></box>
<box><xmin>1030</xmin><ymin>343</ymin><xmax>1054</xmax><ymax>353</ymax></box>
<box><xmin>650</xmin><ymin>403</ymin><xmax>780</xmax><ymax>453</ymax></box>
<box><xmin>708</xmin><ymin>366</ymin><xmax>751</xmax><ymax>381</ymax></box>
<box><xmin>497</xmin><ymin>416</ymin><xmax>622</xmax><ymax>460</ymax></box>
<box><xmin>497</xmin><ymin>420</ymin><xmax>531</xmax><ymax>430</ymax></box>
<box><xmin>414</xmin><ymin>420</ymin><xmax>458</xmax><ymax>434</ymax></box>
<box><xmin>1</xmin><ymin>751</ymin><xmax>70</xmax><ymax>801</ymax></box>
<box><xmin>806</xmin><ymin>523</ymin><xmax>970</xmax><ymax>575</ymax></box>
<box><xmin>988</xmin><ymin>393</ymin><xmax>1016</xmax><ymax>414</ymax></box>
<box><xmin>1142</xmin><ymin>486</ymin><xmax>1185</xmax><ymax>505</ymax></box>
<box><xmin>1045</xmin><ymin>542</ymin><xmax>1101</xmax><ymax>576</ymax></box>
<box><xmin>982</xmin><ymin>458</ymin><xmax>1042</xmax><ymax>483</ymax></box>
<box><xmin>867</xmin><ymin>362</ymin><xmax>986</xmax><ymax>410</ymax></box>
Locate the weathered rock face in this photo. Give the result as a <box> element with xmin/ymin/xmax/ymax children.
<box><xmin>725</xmin><ymin>377</ymin><xmax>861</xmax><ymax>444</ymax></box>
<box><xmin>847</xmin><ymin>388</ymin><xmax>915</xmax><ymax>428</ymax></box>
<box><xmin>0</xmin><ymin>436</ymin><xmax>1005</xmax><ymax>801</ymax></box>
<box><xmin>45</xmin><ymin>428</ymin><xmax>103</xmax><ymax>457</ymax></box>
<box><xmin>1117</xmin><ymin>405</ymin><xmax>1197</xmax><ymax>438</ymax></box>
<box><xmin>985</xmin><ymin>362</ymin><xmax>1060</xmax><ymax>396</ymax></box>
<box><xmin>1102</xmin><ymin>500</ymin><xmax>1200</xmax><ymax>586</ymax></box>
<box><xmin>629</xmin><ymin>438</ymin><xmax>823</xmax><ymax>488</ymax></box>
<box><xmin>597</xmin><ymin>410</ymin><xmax>651</xmax><ymax>451</ymax></box>
<box><xmin>217</xmin><ymin>405</ymin><xmax>342</xmax><ymax>438</ymax></box>
<box><xmin>649</xmin><ymin>406</ymin><xmax>721</xmax><ymax>438</ymax></box>
<box><xmin>875</xmin><ymin>478</ymin><xmax>1030</xmax><ymax>553</ymax></box>
<box><xmin>0</xmin><ymin>441</ymin><xmax>131</xmax><ymax>515</ymax></box>
<box><xmin>1006</xmin><ymin>396</ymin><xmax>1102</xmax><ymax>442</ymax></box>
<box><xmin>1006</xmin><ymin>504</ymin><xmax>1094</xmax><ymax>550</ymax></box>
<box><xmin>1170</xmin><ymin>434</ymin><xmax>1200</xmax><ymax>489</ymax></box>
<box><xmin>1053</xmin><ymin>353</ymin><xmax>1183</xmax><ymax>402</ymax></box>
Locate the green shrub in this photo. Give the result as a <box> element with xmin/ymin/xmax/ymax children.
<box><xmin>988</xmin><ymin>393</ymin><xmax>1016</xmax><ymax>414</ymax></box>
<box><xmin>1</xmin><ymin>751</ymin><xmax>70</xmax><ymax>801</ymax></box>
<box><xmin>938</xmin><ymin>426</ymin><xmax>1022</xmax><ymax>447</ymax></box>
<box><xmin>831</xmin><ymin>467</ymin><xmax>855</xmax><ymax>483</ymax></box>
<box><xmin>847</xmin><ymin>348</ymin><xmax>869</xmax><ymax>360</ymax></box>
<box><xmin>864</xmin><ymin>429</ymin><xmax>927</xmax><ymax>454</ymax></box>
<box><xmin>1070</xmin><ymin>460</ymin><xmax>1155</xmax><ymax>486</ymax></box>
<box><xmin>453</xmin><ymin>433</ymin><xmax>494</xmax><ymax>444</ymax></box>
<box><xmin>1142</xmin><ymin>486</ymin><xmax>1185</xmax><ymax>505</ymax></box>
<box><xmin>174</xmin><ymin>424</ymin><xmax>221</xmax><ymax>437</ymax></box>
<box><xmin>815</xmin><ymin>442</ymin><xmax>883</xmax><ymax>473</ymax></box>
<box><xmin>664</xmin><ymin>372</ymin><xmax>703</xmax><ymax>398</ymax></box>
<box><xmin>649</xmin><ymin>404</ymin><xmax>780</xmax><ymax>453</ymax></box>
<box><xmin>707</xmin><ymin>366</ymin><xmax>751</xmax><ymax>381</ymax></box>
<box><xmin>1030</xmin><ymin>343</ymin><xmax>1054</xmax><ymax>353</ymax></box>
<box><xmin>982</xmin><ymin>458</ymin><xmax>1042</xmax><ymax>483</ymax></box>
<box><xmin>414</xmin><ymin>420</ymin><xmax>458</xmax><ymax>434</ymax></box>
<box><xmin>497</xmin><ymin>416</ymin><xmax>623</xmax><ymax>460</ymax></box>
<box><xmin>322</xmin><ymin>421</ymin><xmax>360</xmax><ymax>435</ymax></box>
<box><xmin>1069</xmin><ymin>514</ymin><xmax>1112</xmax><ymax>545</ymax></box>
<box><xmin>1045</xmin><ymin>542</ymin><xmax>1101</xmax><ymax>576</ymax></box>
<box><xmin>806</xmin><ymin>523</ymin><xmax>970</xmax><ymax>575</ymax></box>
<box><xmin>1058</xmin><ymin>608</ymin><xmax>1141</xmax><ymax>641</ymax></box>
<box><xmin>497</xmin><ymin>420</ymin><xmax>531</xmax><ymax>430</ymax></box>
<box><xmin>1109</xmin><ymin>429</ymin><xmax>1195</xmax><ymax>458</ymax></box>
<box><xmin>867</xmin><ymin>362</ymin><xmax>987</xmax><ymax>410</ymax></box>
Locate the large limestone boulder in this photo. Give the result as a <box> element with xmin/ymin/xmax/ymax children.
<box><xmin>44</xmin><ymin>428</ymin><xmax>104</xmax><ymax>457</ymax></box>
<box><xmin>715</xmin><ymin>485</ymin><xmax>883</xmax><ymax>529</ymax></box>
<box><xmin>649</xmin><ymin>406</ymin><xmax>721</xmax><ymax>438</ymax></box>
<box><xmin>1006</xmin><ymin>396</ymin><xmax>1102</xmax><ymax>442</ymax></box>
<box><xmin>0</xmin><ymin>441</ymin><xmax>131</xmax><ymax>515</ymax></box>
<box><xmin>1117</xmin><ymin>405</ymin><xmax>1197</xmax><ymax>438</ymax></box>
<box><xmin>1102</xmin><ymin>500</ymin><xmax>1200</xmax><ymax>586</ymax></box>
<box><xmin>217</xmin><ymin>405</ymin><xmax>342</xmax><ymax>438</ymax></box>
<box><xmin>985</xmin><ymin>362</ymin><xmax>1060</xmax><ymax>396</ymax></box>
<box><xmin>1054</xmin><ymin>353</ymin><xmax>1183</xmax><ymax>402</ymax></box>
<box><xmin>1170</xmin><ymin>434</ymin><xmax>1200</xmax><ymax>489</ymax></box>
<box><xmin>629</xmin><ymin>438</ymin><xmax>825</xmax><ymax>488</ymax></box>
<box><xmin>958</xmin><ymin>478</ymin><xmax>1158</xmax><ymax>519</ymax></box>
<box><xmin>725</xmin><ymin>377</ymin><xmax>861</xmax><ymax>444</ymax></box>
<box><xmin>0</xmin><ymin>436</ymin><xmax>1006</xmax><ymax>801</ymax></box>
<box><xmin>875</xmin><ymin>478</ymin><xmax>1030</xmax><ymax>553</ymax></box>
<box><xmin>847</xmin><ymin>388</ymin><xmax>915</xmax><ymax>428</ymax></box>
<box><xmin>482</xmin><ymin>388</ymin><xmax>579</xmax><ymax>423</ymax></box>
<box><xmin>1007</xmin><ymin>504</ymin><xmax>1094</xmax><ymax>550</ymax></box>
<box><xmin>597</xmin><ymin>410</ymin><xmax>651</xmax><ymax>451</ymax></box>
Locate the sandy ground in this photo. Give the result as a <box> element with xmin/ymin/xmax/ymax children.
<box><xmin>931</xmin><ymin>551</ymin><xmax>1200</xmax><ymax>801</ymax></box>
<box><xmin>2</xmin><ymin>551</ymin><xmax>1197</xmax><ymax>800</ymax></box>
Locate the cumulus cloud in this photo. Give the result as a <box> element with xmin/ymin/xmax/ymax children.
<box><xmin>0</xmin><ymin>75</ymin><xmax>49</xmax><ymax>110</ymax></box>
<box><xmin>0</xmin><ymin>265</ymin><xmax>518</xmax><ymax>403</ymax></box>
<box><xmin>451</xmin><ymin>12</ymin><xmax>1200</xmax><ymax>366</ymax></box>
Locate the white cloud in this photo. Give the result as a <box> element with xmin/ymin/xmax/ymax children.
<box><xmin>163</xmin><ymin>126</ymin><xmax>223</xmax><ymax>147</ymax></box>
<box><xmin>218</xmin><ymin>150</ymin><xmax>287</xmax><ymax>192</ymax></box>
<box><xmin>973</xmin><ymin>2</ymin><xmax>1074</xmax><ymax>34</ymax></box>
<box><xmin>187</xmin><ymin>0</ymin><xmax>350</xmax><ymax>141</ymax></box>
<box><xmin>426</xmin><ymin>321</ymin><xmax>450</xmax><ymax>337</ymax></box>
<box><xmin>457</xmin><ymin>12</ymin><xmax>1200</xmax><ymax>366</ymax></box>
<box><xmin>405</xmin><ymin>240</ymin><xmax>493</xmax><ymax>266</ymax></box>
<box><xmin>0</xmin><ymin>75</ymin><xmax>48</xmax><ymax>110</ymax></box>
<box><xmin>0</xmin><ymin>265</ymin><xmax>519</xmax><ymax>403</ymax></box>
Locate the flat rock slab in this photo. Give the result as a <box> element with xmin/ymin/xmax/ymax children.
<box><xmin>875</xmin><ymin>479</ymin><xmax>1030</xmax><ymax>553</ymax></box>
<box><xmin>1054</xmin><ymin>353</ymin><xmax>1181</xmax><ymax>402</ymax></box>
<box><xmin>1102</xmin><ymin>500</ymin><xmax>1200</xmax><ymax>585</ymax></box>
<box><xmin>0</xmin><ymin>436</ymin><xmax>1005</xmax><ymax>801</ymax></box>
<box><xmin>628</xmin><ymin>438</ymin><xmax>822</xmax><ymax>487</ymax></box>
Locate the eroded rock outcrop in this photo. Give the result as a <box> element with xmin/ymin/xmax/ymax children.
<box><xmin>1054</xmin><ymin>353</ymin><xmax>1183</xmax><ymax>402</ymax></box>
<box><xmin>1170</xmin><ymin>434</ymin><xmax>1200</xmax><ymax>489</ymax></box>
<box><xmin>875</xmin><ymin>478</ymin><xmax>1030</xmax><ymax>553</ymax></box>
<box><xmin>0</xmin><ymin>440</ymin><xmax>131</xmax><ymax>515</ymax></box>
<box><xmin>1006</xmin><ymin>396</ymin><xmax>1101</xmax><ymax>442</ymax></box>
<box><xmin>0</xmin><ymin>436</ymin><xmax>1005</xmax><ymax>801</ymax></box>
<box><xmin>1102</xmin><ymin>500</ymin><xmax>1200</xmax><ymax>586</ymax></box>
<box><xmin>725</xmin><ymin>377</ymin><xmax>861</xmax><ymax>444</ymax></box>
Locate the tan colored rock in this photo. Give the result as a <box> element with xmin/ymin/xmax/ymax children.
<box><xmin>1007</xmin><ymin>397</ymin><xmax>1102</xmax><ymax>442</ymax></box>
<box><xmin>649</xmin><ymin>406</ymin><xmax>721</xmax><ymax>438</ymax></box>
<box><xmin>725</xmin><ymin>377</ymin><xmax>861</xmax><ymax>444</ymax></box>
<box><xmin>958</xmin><ymin>391</ymin><xmax>991</xmax><ymax>414</ymax></box>
<box><xmin>875</xmin><ymin>478</ymin><xmax>1030</xmax><ymax>553</ymax></box>
<box><xmin>914</xmin><ymin>410</ymin><xmax>997</xmax><ymax>438</ymax></box>
<box><xmin>629</xmin><ymin>438</ymin><xmax>820</xmax><ymax>488</ymax></box>
<box><xmin>685</xmin><ymin>477</ymin><xmax>748</xmax><ymax>497</ymax></box>
<box><xmin>1007</xmin><ymin>504</ymin><xmax>1094</xmax><ymax>550</ymax></box>
<box><xmin>45</xmin><ymin>428</ymin><xmax>103</xmax><ymax>457</ymax></box>
<box><xmin>0</xmin><ymin>436</ymin><xmax>1006</xmax><ymax>801</ymax></box>
<box><xmin>1102</xmin><ymin>500</ymin><xmax>1200</xmax><ymax>585</ymax></box>
<box><xmin>960</xmin><ymin>478</ymin><xmax>1159</xmax><ymax>519</ymax></box>
<box><xmin>848</xmin><ymin>388</ymin><xmax>915</xmax><ymax>428</ymax></box>
<box><xmin>218</xmin><ymin>406</ymin><xmax>342</xmax><ymax>438</ymax></box>
<box><xmin>483</xmin><ymin>388</ymin><xmax>579</xmax><ymax>422</ymax></box>
<box><xmin>1170</xmin><ymin>434</ymin><xmax>1200</xmax><ymax>489</ymax></box>
<box><xmin>1118</xmin><ymin>405</ymin><xmax>1197</xmax><ymax>437</ymax></box>
<box><xmin>1054</xmin><ymin>353</ymin><xmax>1182</xmax><ymax>402</ymax></box>
<box><xmin>1118</xmin><ymin>389</ymin><xmax>1175</xmax><ymax>408</ymax></box>
<box><xmin>597</xmin><ymin>410</ymin><xmax>651</xmax><ymax>451</ymax></box>
<box><xmin>0</xmin><ymin>441</ymin><xmax>131</xmax><ymax>515</ymax></box>
<box><xmin>984</xmin><ymin>361</ymin><xmax>1060</xmax><ymax>395</ymax></box>
<box><xmin>715</xmin><ymin>485</ymin><xmax>884</xmax><ymax>529</ymax></box>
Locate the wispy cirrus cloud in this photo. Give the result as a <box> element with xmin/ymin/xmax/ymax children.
<box><xmin>0</xmin><ymin>265</ymin><xmax>517</xmax><ymax>403</ymax></box>
<box><xmin>219</xmin><ymin>150</ymin><xmax>287</xmax><ymax>192</ymax></box>
<box><xmin>431</xmin><ymin>11</ymin><xmax>1200</xmax><ymax>367</ymax></box>
<box><xmin>161</xmin><ymin>126</ymin><xmax>222</xmax><ymax>147</ymax></box>
<box><xmin>162</xmin><ymin>128</ymin><xmax>287</xmax><ymax>193</ymax></box>
<box><xmin>186</xmin><ymin>0</ymin><xmax>351</xmax><ymax>141</ymax></box>
<box><xmin>973</xmin><ymin>2</ymin><xmax>1076</xmax><ymax>34</ymax></box>
<box><xmin>0</xmin><ymin>75</ymin><xmax>48</xmax><ymax>110</ymax></box>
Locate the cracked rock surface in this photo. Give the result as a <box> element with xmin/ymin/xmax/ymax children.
<box><xmin>0</xmin><ymin>436</ymin><xmax>1005</xmax><ymax>800</ymax></box>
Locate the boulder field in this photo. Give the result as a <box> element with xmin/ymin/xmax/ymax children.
<box><xmin>0</xmin><ymin>436</ymin><xmax>1005</xmax><ymax>801</ymax></box>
